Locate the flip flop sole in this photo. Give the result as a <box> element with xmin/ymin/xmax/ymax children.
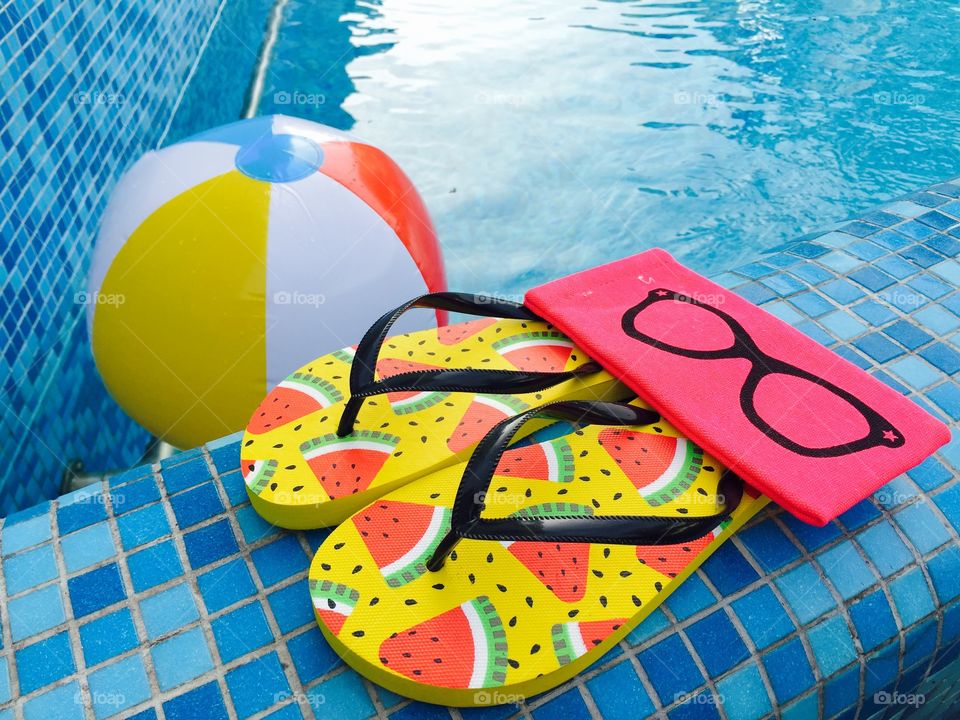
<box><xmin>307</xmin><ymin>403</ymin><xmax>768</xmax><ymax>705</ymax></box>
<box><xmin>241</xmin><ymin>318</ymin><xmax>627</xmax><ymax>528</ymax></box>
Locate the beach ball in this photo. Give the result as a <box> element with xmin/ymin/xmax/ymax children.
<box><xmin>87</xmin><ymin>115</ymin><xmax>445</xmax><ymax>448</ymax></box>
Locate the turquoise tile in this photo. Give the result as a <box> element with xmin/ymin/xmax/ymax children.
<box><xmin>889</xmin><ymin>568</ymin><xmax>935</xmax><ymax>626</ymax></box>
<box><xmin>819</xmin><ymin>311</ymin><xmax>866</xmax><ymax>340</ymax></box>
<box><xmin>3</xmin><ymin>542</ymin><xmax>57</xmax><ymax>595</ymax></box>
<box><xmin>309</xmin><ymin>668</ymin><xmax>373</xmax><ymax>720</ymax></box>
<box><xmin>117</xmin><ymin>504</ymin><xmax>170</xmax><ymax>550</ymax></box>
<box><xmin>625</xmin><ymin>607</ymin><xmax>670</xmax><ymax>646</ymax></box>
<box><xmin>23</xmin><ymin>680</ymin><xmax>84</xmax><ymax>720</ymax></box>
<box><xmin>774</xmin><ymin>563</ymin><xmax>837</xmax><ymax>624</ymax></box>
<box><xmin>893</xmin><ymin>501</ymin><xmax>951</xmax><ymax>554</ymax></box>
<box><xmin>857</xmin><ymin>522</ymin><xmax>914</xmax><ymax>577</ymax></box>
<box><xmin>151</xmin><ymin>627</ymin><xmax>215</xmax><ymax>691</ymax></box>
<box><xmin>79</xmin><ymin>609</ymin><xmax>140</xmax><ymax>667</ymax></box>
<box><xmin>715</xmin><ymin>663</ymin><xmax>770</xmax><ymax>720</ymax></box>
<box><xmin>0</xmin><ymin>657</ymin><xmax>8</xmax><ymax>704</ymax></box>
<box><xmin>886</xmin><ymin>355</ymin><xmax>942</xmax><ymax>389</ymax></box>
<box><xmin>807</xmin><ymin>614</ymin><xmax>857</xmax><ymax>676</ymax></box>
<box><xmin>586</xmin><ymin>661</ymin><xmax>654</xmax><ymax>720</ymax></box>
<box><xmin>9</xmin><ymin>583</ymin><xmax>65</xmax><ymax>641</ymax></box>
<box><xmin>88</xmin><ymin>654</ymin><xmax>152</xmax><ymax>719</ymax></box>
<box><xmin>61</xmin><ymin>522</ymin><xmax>116</xmax><ymax>573</ymax></box>
<box><xmin>235</xmin><ymin>504</ymin><xmax>280</xmax><ymax>543</ymax></box>
<box><xmin>140</xmin><ymin>582</ymin><xmax>200</xmax><ymax>639</ymax></box>
<box><xmin>817</xmin><ymin>541</ymin><xmax>878</xmax><ymax>600</ymax></box>
<box><xmin>226</xmin><ymin>651</ymin><xmax>293</xmax><ymax>719</ymax></box>
<box><xmin>731</xmin><ymin>585</ymin><xmax>795</xmax><ymax>649</ymax></box>
<box><xmin>16</xmin><ymin>631</ymin><xmax>75</xmax><ymax>693</ymax></box>
<box><xmin>664</xmin><ymin>573</ymin><xmax>716</xmax><ymax>620</ymax></box>
<box><xmin>781</xmin><ymin>691</ymin><xmax>818</xmax><ymax>720</ymax></box>
<box><xmin>2</xmin><ymin>513</ymin><xmax>52</xmax><ymax>555</ymax></box>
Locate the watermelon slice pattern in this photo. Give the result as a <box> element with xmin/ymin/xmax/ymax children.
<box><xmin>492</xmin><ymin>331</ymin><xmax>575</xmax><ymax>372</ymax></box>
<box><xmin>501</xmin><ymin>540</ymin><xmax>589</xmax><ymax>602</ymax></box>
<box><xmin>353</xmin><ymin>500</ymin><xmax>452</xmax><ymax>587</ymax></box>
<box><xmin>437</xmin><ymin>317</ymin><xmax>497</xmax><ymax>345</ymax></box>
<box><xmin>310</xmin><ymin>579</ymin><xmax>360</xmax><ymax>636</ymax></box>
<box><xmin>243</xmin><ymin>458</ymin><xmax>279</xmax><ymax>495</ymax></box>
<box><xmin>376</xmin><ymin>358</ymin><xmax>451</xmax><ymax>414</ymax></box>
<box><xmin>300</xmin><ymin>430</ymin><xmax>400</xmax><ymax>500</ymax></box>
<box><xmin>332</xmin><ymin>347</ymin><xmax>356</xmax><ymax>364</ymax></box>
<box><xmin>510</xmin><ymin>501</ymin><xmax>594</xmax><ymax>519</ymax></box>
<box><xmin>636</xmin><ymin>519</ymin><xmax>730</xmax><ymax>578</ymax></box>
<box><xmin>598</xmin><ymin>429</ymin><xmax>703</xmax><ymax>506</ymax></box>
<box><xmin>247</xmin><ymin>373</ymin><xmax>343</xmax><ymax>434</ymax></box>
<box><xmin>551</xmin><ymin>619</ymin><xmax>625</xmax><ymax>665</ymax></box>
<box><xmin>447</xmin><ymin>394</ymin><xmax>530</xmax><ymax>453</ymax></box>
<box><xmin>379</xmin><ymin>596</ymin><xmax>508</xmax><ymax>688</ymax></box>
<box><xmin>495</xmin><ymin>438</ymin><xmax>575</xmax><ymax>483</ymax></box>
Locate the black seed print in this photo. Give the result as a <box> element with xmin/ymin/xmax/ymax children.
<box><xmin>654</xmin><ymin>581</ymin><xmax>663</xmax><ymax>592</ymax></box>
<box><xmin>352</xmin><ymin>630</ymin><xmax>365</xmax><ymax>637</ymax></box>
<box><xmin>486</xmin><ymin>553</ymin><xmax>494</xmax><ymax>563</ymax></box>
<box><xmin>592</xmin><ymin>570</ymin><xmax>604</xmax><ymax>578</ymax></box>
<box><xmin>243</xmin><ymin>439</ymin><xmax>253</xmax><ymax>447</ymax></box>
<box><xmin>525</xmin><ymin>596</ymin><xmax>534</xmax><ymax>608</ymax></box>
<box><xmin>405</xmin><ymin>598</ymin><xmax>417</xmax><ymax>605</ymax></box>
<box><xmin>508</xmin><ymin>659</ymin><xmax>520</xmax><ymax>669</ymax></box>
<box><xmin>603</xmin><ymin>548</ymin><xmax>610</xmax><ymax>558</ymax></box>
<box><xmin>599</xmin><ymin>595</ymin><xmax>608</xmax><ymax>607</ymax></box>
<box><xmin>620</xmin><ymin>570</ymin><xmax>632</xmax><ymax>577</ymax></box>
<box><xmin>352</xmin><ymin>565</ymin><xmax>362</xmax><ymax>574</ymax></box>
<box><xmin>270</xmin><ymin>483</ymin><xmax>278</xmax><ymax>491</ymax></box>
<box><xmin>509</xmin><ymin>616</ymin><xmax>517</xmax><ymax>627</ymax></box>
<box><xmin>497</xmin><ymin>584</ymin><xmax>507</xmax><ymax>593</ymax></box>
<box><xmin>369</xmin><ymin>597</ymin><xmax>379</xmax><ymax>606</ymax></box>
<box><xmin>321</xmin><ymin>563</ymin><xmax>331</xmax><ymax>571</ymax></box>
<box><xmin>292</xmin><ymin>485</ymin><xmax>303</xmax><ymax>492</ymax></box>
<box><xmin>632</xmin><ymin>595</ymin><xmax>642</xmax><ymax>607</ymax></box>
<box><xmin>432</xmin><ymin>583</ymin><xmax>444</xmax><ymax>590</ymax></box>
<box><xmin>568</xmin><ymin>609</ymin><xmax>579</xmax><ymax>618</ymax></box>
<box><xmin>531</xmin><ymin>644</ymin><xmax>541</xmax><ymax>654</ymax></box>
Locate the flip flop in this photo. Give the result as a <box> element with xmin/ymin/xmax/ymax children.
<box><xmin>241</xmin><ymin>293</ymin><xmax>628</xmax><ymax>528</ymax></box>
<box><xmin>307</xmin><ymin>399</ymin><xmax>767</xmax><ymax>706</ymax></box>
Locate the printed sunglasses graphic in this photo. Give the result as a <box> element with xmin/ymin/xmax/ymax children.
<box><xmin>621</xmin><ymin>288</ymin><xmax>905</xmax><ymax>458</ymax></box>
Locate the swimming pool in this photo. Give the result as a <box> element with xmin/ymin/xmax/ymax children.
<box><xmin>180</xmin><ymin>0</ymin><xmax>960</xmax><ymax>296</ymax></box>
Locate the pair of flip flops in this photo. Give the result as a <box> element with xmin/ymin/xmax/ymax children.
<box><xmin>241</xmin><ymin>293</ymin><xmax>767</xmax><ymax>706</ymax></box>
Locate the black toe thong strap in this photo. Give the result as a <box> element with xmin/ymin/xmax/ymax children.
<box><xmin>336</xmin><ymin>292</ymin><xmax>603</xmax><ymax>437</ymax></box>
<box><xmin>425</xmin><ymin>400</ymin><xmax>743</xmax><ymax>571</ymax></box>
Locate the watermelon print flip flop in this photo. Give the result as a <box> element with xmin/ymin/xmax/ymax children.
<box><xmin>307</xmin><ymin>399</ymin><xmax>767</xmax><ymax>706</ymax></box>
<box><xmin>242</xmin><ymin>293</ymin><xmax>628</xmax><ymax>528</ymax></box>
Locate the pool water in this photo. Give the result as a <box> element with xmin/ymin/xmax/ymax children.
<box><xmin>185</xmin><ymin>0</ymin><xmax>960</xmax><ymax>295</ymax></box>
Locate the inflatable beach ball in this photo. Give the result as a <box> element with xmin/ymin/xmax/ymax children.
<box><xmin>87</xmin><ymin>115</ymin><xmax>445</xmax><ymax>448</ymax></box>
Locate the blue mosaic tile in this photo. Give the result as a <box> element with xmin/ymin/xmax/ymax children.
<box><xmin>902</xmin><ymin>243</ymin><xmax>943</xmax><ymax>267</ymax></box>
<box><xmin>849</xmin><ymin>266</ymin><xmax>896</xmax><ymax>292</ymax></box>
<box><xmin>884</xmin><ymin>320</ymin><xmax>934</xmax><ymax>350</ymax></box>
<box><xmin>807</xmin><ymin>614</ymin><xmax>857</xmax><ymax>676</ymax></box>
<box><xmin>108</xmin><ymin>466</ymin><xmax>153</xmax><ymax>490</ymax></box>
<box><xmin>116</xmin><ymin>504</ymin><xmax>170</xmax><ymax>550</ymax></box>
<box><xmin>685</xmin><ymin>609</ymin><xmax>749</xmax><ymax>676</ymax></box>
<box><xmin>88</xmin><ymin>654</ymin><xmax>151</xmax><ymax>719</ymax></box>
<box><xmin>929</xmin><ymin>382</ymin><xmax>960</xmax><ymax>420</ymax></box>
<box><xmin>735</xmin><ymin>262</ymin><xmax>776</xmax><ymax>280</ymax></box>
<box><xmin>854</xmin><ymin>333</ymin><xmax>904</xmax><ymax>363</ymax></box>
<box><xmin>789</xmin><ymin>262</ymin><xmax>831</xmax><ymax>284</ymax></box>
<box><xmin>311</xmin><ymin>670</ymin><xmax>375</xmax><ymax>719</ymax></box>
<box><xmin>664</xmin><ymin>573</ymin><xmax>716</xmax><ymax>620</ymax></box>
<box><xmin>162</xmin><ymin>456</ymin><xmax>213</xmax><ymax>494</ymax></box>
<box><xmin>198</xmin><ymin>557</ymin><xmax>258</xmax><ymax>613</ymax></box>
<box><xmin>286</xmin><ymin>626</ymin><xmax>343</xmax><ymax>684</ymax></box>
<box><xmin>2</xmin><ymin>513</ymin><xmax>52</xmax><ymax>555</ymax></box>
<box><xmin>788</xmin><ymin>291</ymin><xmax>835</xmax><ymax>317</ymax></box>
<box><xmin>789</xmin><ymin>241</ymin><xmax>830</xmax><ymax>258</ymax></box>
<box><xmin>532</xmin><ymin>688</ymin><xmax>591</xmax><ymax>720</ymax></box>
<box><xmin>220</xmin><ymin>470</ymin><xmax>248</xmax><ymax>507</ymax></box>
<box><xmin>699</xmin><ymin>541</ymin><xmax>759</xmax><ymax>595</ymax></box>
<box><xmin>586</xmin><ymin>660</ymin><xmax>655</xmax><ymax>720</ymax></box>
<box><xmin>927</xmin><ymin>545</ymin><xmax>960</xmax><ymax>603</ymax></box>
<box><xmin>851</xmin><ymin>299</ymin><xmax>897</xmax><ymax>326</ymax></box>
<box><xmin>910</xmin><ymin>274</ymin><xmax>953</xmax><ymax>300</ymax></box>
<box><xmin>212</xmin><ymin>600</ymin><xmax>274</xmax><ymax>663</ymax></box>
<box><xmin>209</xmin><ymin>436</ymin><xmax>242</xmax><ymax>474</ymax></box>
<box><xmin>141</xmin><ymin>582</ymin><xmax>200</xmax><ymax>639</ymax></box>
<box><xmin>857</xmin><ymin>521</ymin><xmax>914</xmax><ymax>577</ymax></box>
<box><xmin>61</xmin><ymin>521</ymin><xmax>116</xmax><ymax>573</ymax></box>
<box><xmin>914</xmin><ymin>304</ymin><xmax>960</xmax><ymax>334</ymax></box>
<box><xmin>78</xmin><ymin>608</ymin><xmax>139</xmax><ymax>667</ymax></box>
<box><xmin>67</xmin><ymin>562</ymin><xmax>126</xmax><ymax>618</ymax></box>
<box><xmin>164</xmin><ymin>681</ymin><xmax>230</xmax><ymax>720</ymax></box>
<box><xmin>796</xmin><ymin>319</ymin><xmax>836</xmax><ymax>346</ymax></box>
<box><xmin>152</xmin><ymin>627</ymin><xmax>215</xmax><ymax>692</ymax></box>
<box><xmin>3</xmin><ymin>542</ymin><xmax>57</xmax><ymax>595</ymax></box>
<box><xmin>225</xmin><ymin>651</ymin><xmax>292</xmax><ymax>719</ymax></box>
<box><xmin>903</xmin><ymin>618</ymin><xmax>938</xmax><ymax>670</ymax></box>
<box><xmin>762</xmin><ymin>637</ymin><xmax>815</xmax><ymax>704</ymax></box>
<box><xmin>738</xmin><ymin>520</ymin><xmax>801</xmax><ymax>572</ymax></box>
<box><xmin>126</xmin><ymin>539</ymin><xmax>184</xmax><ymax>592</ymax></box>
<box><xmin>22</xmin><ymin>680</ymin><xmax>84</xmax><ymax>720</ymax></box>
<box><xmin>637</xmin><ymin>633</ymin><xmax>704</xmax><ymax>704</ymax></box>
<box><xmin>236</xmin><ymin>504</ymin><xmax>281</xmax><ymax>543</ymax></box>
<box><xmin>875</xmin><ymin>254</ymin><xmax>918</xmax><ymax>280</ymax></box>
<box><xmin>731</xmin><ymin>584</ymin><xmax>795</xmax><ymax>649</ymax></box>
<box><xmin>889</xmin><ymin>568</ymin><xmax>935</xmax><ymax>626</ymax></box>
<box><xmin>819</xmin><ymin>311</ymin><xmax>866</xmax><ymax>340</ymax></box>
<box><xmin>250</xmin><ymin>534</ymin><xmax>309</xmax><ymax>587</ymax></box>
<box><xmin>9</xmin><ymin>583</ymin><xmax>65</xmax><ymax>640</ymax></box>
<box><xmin>775</xmin><ymin>562</ymin><xmax>837</xmax><ymax>624</ymax></box>
<box><xmin>864</xmin><ymin>643</ymin><xmax>899</xmax><ymax>696</ymax></box>
<box><xmin>817</xmin><ymin>540</ymin><xmax>878</xmax><ymax>601</ymax></box>
<box><xmin>735</xmin><ymin>282</ymin><xmax>778</xmax><ymax>305</ymax></box>
<box><xmin>917</xmin><ymin>210</ymin><xmax>956</xmax><ymax>230</ymax></box>
<box><xmin>15</xmin><ymin>631</ymin><xmax>75</xmax><ymax>693</ymax></box>
<box><xmin>625</xmin><ymin>607</ymin><xmax>670</xmax><ymax>646</ymax></box>
<box><xmin>668</xmin><ymin>691</ymin><xmax>721</xmax><ymax>720</ymax></box>
<box><xmin>761</xmin><ymin>273</ymin><xmax>806</xmax><ymax>295</ymax></box>
<box><xmin>907</xmin><ymin>456</ymin><xmax>952</xmax><ymax>491</ymax></box>
<box><xmin>183</xmin><ymin>519</ymin><xmax>239</xmax><ymax>570</ymax></box>
<box><xmin>922</xmin><ymin>341</ymin><xmax>960</xmax><ymax>374</ymax></box>
<box><xmin>0</xmin><ymin>657</ymin><xmax>8</xmax><ymax>704</ymax></box>
<box><xmin>862</xmin><ymin>210</ymin><xmax>902</xmax><ymax>227</ymax></box>
<box><xmin>823</xmin><ymin>665</ymin><xmax>860</xmax><ymax>717</ymax></box>
<box><xmin>780</xmin><ymin>513</ymin><xmax>842</xmax><ymax>551</ymax></box>
<box><xmin>848</xmin><ymin>239</ymin><xmax>886</xmax><ymax>261</ymax></box>
<box><xmin>839</xmin><ymin>221</ymin><xmax>878</xmax><ymax>238</ymax></box>
<box><xmin>112</xmin><ymin>476</ymin><xmax>161</xmax><ymax>516</ymax></box>
<box><xmin>57</xmin><ymin>487</ymin><xmax>108</xmax><ymax>534</ymax></box>
<box><xmin>850</xmin><ymin>590</ymin><xmax>898</xmax><ymax>652</ymax></box>
<box><xmin>781</xmin><ymin>691</ymin><xmax>819</xmax><ymax>720</ymax></box>
<box><xmin>837</xmin><ymin>499</ymin><xmax>881</xmax><ymax>530</ymax></box>
<box><xmin>927</xmin><ymin>232</ymin><xmax>960</xmax><ymax>256</ymax></box>
<box><xmin>819</xmin><ymin>250</ymin><xmax>861</xmax><ymax>273</ymax></box>
<box><xmin>893</xmin><ymin>501</ymin><xmax>951</xmax><ymax>554</ymax></box>
<box><xmin>170</xmin><ymin>482</ymin><xmax>225</xmax><ymax>530</ymax></box>
<box><xmin>715</xmin><ymin>662</ymin><xmax>770</xmax><ymax>720</ymax></box>
<box><xmin>267</xmin><ymin>578</ymin><xmax>314</xmax><ymax>633</ymax></box>
<box><xmin>898</xmin><ymin>220</ymin><xmax>937</xmax><ymax>241</ymax></box>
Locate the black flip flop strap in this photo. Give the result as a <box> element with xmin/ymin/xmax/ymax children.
<box><xmin>426</xmin><ymin>400</ymin><xmax>742</xmax><ymax>571</ymax></box>
<box><xmin>337</xmin><ymin>292</ymin><xmax>601</xmax><ymax>436</ymax></box>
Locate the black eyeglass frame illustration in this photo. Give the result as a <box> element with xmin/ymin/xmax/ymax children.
<box><xmin>620</xmin><ymin>288</ymin><xmax>905</xmax><ymax>458</ymax></box>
